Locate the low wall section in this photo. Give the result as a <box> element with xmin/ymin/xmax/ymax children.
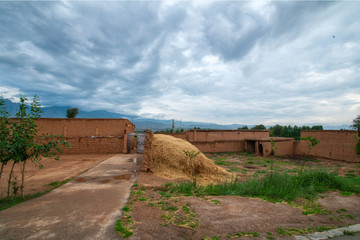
<box><xmin>156</xmin><ymin>130</ymin><xmax>269</xmax><ymax>153</ymax></box>
<box><xmin>35</xmin><ymin>118</ymin><xmax>135</xmax><ymax>154</ymax></box>
<box><xmin>294</xmin><ymin>130</ymin><xmax>359</xmax><ymax>162</ymax></box>
<box><xmin>259</xmin><ymin>138</ymin><xmax>295</xmax><ymax>157</ymax></box>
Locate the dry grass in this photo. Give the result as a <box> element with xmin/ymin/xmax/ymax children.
<box><xmin>152</xmin><ymin>134</ymin><xmax>233</xmax><ymax>185</ymax></box>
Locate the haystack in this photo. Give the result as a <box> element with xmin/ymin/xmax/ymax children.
<box><xmin>152</xmin><ymin>134</ymin><xmax>233</xmax><ymax>185</ymax></box>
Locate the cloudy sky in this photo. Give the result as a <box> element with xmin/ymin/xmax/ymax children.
<box><xmin>0</xmin><ymin>1</ymin><xmax>359</xmax><ymax>127</ymax></box>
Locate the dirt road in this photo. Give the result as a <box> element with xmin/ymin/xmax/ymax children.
<box><xmin>0</xmin><ymin>154</ymin><xmax>141</xmax><ymax>240</ymax></box>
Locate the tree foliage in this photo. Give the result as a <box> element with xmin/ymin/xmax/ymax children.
<box><xmin>350</xmin><ymin>115</ymin><xmax>360</xmax><ymax>136</ymax></box>
<box><xmin>238</xmin><ymin>126</ymin><xmax>248</xmax><ymax>130</ymax></box>
<box><xmin>269</xmin><ymin>125</ymin><xmax>323</xmax><ymax>140</ymax></box>
<box><xmin>0</xmin><ymin>96</ymin><xmax>70</xmax><ymax>197</ymax></box>
<box><xmin>66</xmin><ymin>108</ymin><xmax>79</xmax><ymax>118</ymax></box>
<box><xmin>251</xmin><ymin>124</ymin><xmax>266</xmax><ymax>130</ymax></box>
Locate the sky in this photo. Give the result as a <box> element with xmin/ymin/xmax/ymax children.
<box><xmin>0</xmin><ymin>0</ymin><xmax>359</xmax><ymax>127</ymax></box>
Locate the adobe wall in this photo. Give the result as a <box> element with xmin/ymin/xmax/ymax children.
<box><xmin>259</xmin><ymin>138</ymin><xmax>294</xmax><ymax>157</ymax></box>
<box><xmin>60</xmin><ymin>136</ymin><xmax>124</xmax><ymax>154</ymax></box>
<box><xmin>157</xmin><ymin>132</ymin><xmax>187</xmax><ymax>140</ymax></box>
<box><xmin>142</xmin><ymin>130</ymin><xmax>154</xmax><ymax>172</ymax></box>
<box><xmin>36</xmin><ymin>118</ymin><xmax>135</xmax><ymax>137</ymax></box>
<box><xmin>187</xmin><ymin>129</ymin><xmax>269</xmax><ymax>142</ymax></box>
<box><xmin>191</xmin><ymin>140</ymin><xmax>245</xmax><ymax>153</ymax></box>
<box><xmin>35</xmin><ymin>118</ymin><xmax>135</xmax><ymax>154</ymax></box>
<box><xmin>294</xmin><ymin>130</ymin><xmax>359</xmax><ymax>162</ymax></box>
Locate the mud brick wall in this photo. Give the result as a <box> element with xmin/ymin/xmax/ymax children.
<box><xmin>33</xmin><ymin>118</ymin><xmax>134</xmax><ymax>154</ymax></box>
<box><xmin>36</xmin><ymin>118</ymin><xmax>135</xmax><ymax>137</ymax></box>
<box><xmin>191</xmin><ymin>140</ymin><xmax>245</xmax><ymax>153</ymax></box>
<box><xmin>61</xmin><ymin>136</ymin><xmax>124</xmax><ymax>154</ymax></box>
<box><xmin>187</xmin><ymin>129</ymin><xmax>269</xmax><ymax>142</ymax></box>
<box><xmin>294</xmin><ymin>130</ymin><xmax>359</xmax><ymax>163</ymax></box>
<box><xmin>141</xmin><ymin>130</ymin><xmax>153</xmax><ymax>172</ymax></box>
<box><xmin>157</xmin><ymin>130</ymin><xmax>269</xmax><ymax>153</ymax></box>
<box><xmin>259</xmin><ymin>138</ymin><xmax>294</xmax><ymax>157</ymax></box>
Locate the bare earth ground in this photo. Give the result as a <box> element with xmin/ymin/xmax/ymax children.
<box><xmin>122</xmin><ymin>153</ymin><xmax>360</xmax><ymax>240</ymax></box>
<box><xmin>0</xmin><ymin>154</ymin><xmax>115</xmax><ymax>197</ymax></box>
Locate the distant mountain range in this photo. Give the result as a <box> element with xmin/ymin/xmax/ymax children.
<box><xmin>3</xmin><ymin>99</ymin><xmax>348</xmax><ymax>131</ymax></box>
<box><xmin>2</xmin><ymin>99</ymin><xmax>247</xmax><ymax>131</ymax></box>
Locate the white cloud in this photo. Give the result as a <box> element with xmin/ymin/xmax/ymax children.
<box><xmin>0</xmin><ymin>1</ymin><xmax>359</xmax><ymax>127</ymax></box>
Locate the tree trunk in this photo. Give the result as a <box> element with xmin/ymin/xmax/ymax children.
<box><xmin>7</xmin><ymin>161</ymin><xmax>16</xmax><ymax>197</ymax></box>
<box><xmin>0</xmin><ymin>163</ymin><xmax>4</xmax><ymax>183</ymax></box>
<box><xmin>20</xmin><ymin>160</ymin><xmax>26</xmax><ymax>196</ymax></box>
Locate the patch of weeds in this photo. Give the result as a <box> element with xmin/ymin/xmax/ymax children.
<box><xmin>329</xmin><ymin>217</ymin><xmax>342</xmax><ymax>221</ymax></box>
<box><xmin>114</xmin><ymin>219</ymin><xmax>133</xmax><ymax>238</ymax></box>
<box><xmin>157</xmin><ymin>201</ymin><xmax>176</xmax><ymax>211</ymax></box>
<box><xmin>148</xmin><ymin>203</ymin><xmax>154</xmax><ymax>206</ymax></box>
<box><xmin>135</xmin><ymin>189</ymin><xmax>145</xmax><ymax>196</ymax></box>
<box><xmin>122</xmin><ymin>205</ymin><xmax>130</xmax><ymax>212</ymax></box>
<box><xmin>296</xmin><ymin>198</ymin><xmax>331</xmax><ymax>215</ymax></box>
<box><xmin>139</xmin><ymin>197</ymin><xmax>147</xmax><ymax>201</ymax></box>
<box><xmin>277</xmin><ymin>228</ymin><xmax>289</xmax><ymax>236</ymax></box>
<box><xmin>344</xmin><ymin>230</ymin><xmax>355</xmax><ymax>236</ymax></box>
<box><xmin>277</xmin><ymin>227</ymin><xmax>314</xmax><ymax>236</ymax></box>
<box><xmin>336</xmin><ymin>208</ymin><xmax>348</xmax><ymax>213</ymax></box>
<box><xmin>340</xmin><ymin>191</ymin><xmax>353</xmax><ymax>196</ymax></box>
<box><xmin>169</xmin><ymin>169</ymin><xmax>360</xmax><ymax>204</ymax></box>
<box><xmin>45</xmin><ymin>178</ymin><xmax>71</xmax><ymax>189</ymax></box>
<box><xmin>202</xmin><ymin>236</ymin><xmax>220</xmax><ymax>240</ymax></box>
<box><xmin>238</xmin><ymin>152</ymin><xmax>254</xmax><ymax>157</ymax></box>
<box><xmin>160</xmin><ymin>203</ymin><xmax>199</xmax><ymax>230</ymax></box>
<box><xmin>301</xmin><ymin>157</ymin><xmax>320</xmax><ymax>163</ymax></box>
<box><xmin>341</xmin><ymin>214</ymin><xmax>354</xmax><ymax>220</ymax></box>
<box><xmin>266</xmin><ymin>232</ymin><xmax>274</xmax><ymax>240</ymax></box>
<box><xmin>284</xmin><ymin>169</ymin><xmax>298</xmax><ymax>174</ymax></box>
<box><xmin>214</xmin><ymin>160</ymin><xmax>238</xmax><ymax>166</ymax></box>
<box><xmin>227</xmin><ymin>167</ymin><xmax>242</xmax><ymax>173</ymax></box>
<box><xmin>346</xmin><ymin>171</ymin><xmax>357</xmax><ymax>178</ymax></box>
<box><xmin>159</xmin><ymin>191</ymin><xmax>173</xmax><ymax>199</ymax></box>
<box><xmin>227</xmin><ymin>232</ymin><xmax>259</xmax><ymax>238</ymax></box>
<box><xmin>255</xmin><ymin>170</ymin><xmax>266</xmax><ymax>174</ymax></box>
<box><xmin>315</xmin><ymin>226</ymin><xmax>334</xmax><ymax>231</ymax></box>
<box><xmin>132</xmin><ymin>183</ymin><xmax>139</xmax><ymax>187</ymax></box>
<box><xmin>210</xmin><ymin>199</ymin><xmax>221</xmax><ymax>205</ymax></box>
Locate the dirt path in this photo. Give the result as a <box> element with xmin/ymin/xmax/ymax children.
<box><xmin>0</xmin><ymin>154</ymin><xmax>116</xmax><ymax>197</ymax></box>
<box><xmin>0</xmin><ymin>154</ymin><xmax>142</xmax><ymax>240</ymax></box>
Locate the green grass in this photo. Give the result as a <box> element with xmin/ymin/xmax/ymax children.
<box><xmin>114</xmin><ymin>219</ymin><xmax>133</xmax><ymax>238</ymax></box>
<box><xmin>1</xmin><ymin>178</ymin><xmax>71</xmax><ymax>211</ymax></box>
<box><xmin>227</xmin><ymin>232</ymin><xmax>259</xmax><ymax>238</ymax></box>
<box><xmin>167</xmin><ymin>169</ymin><xmax>360</xmax><ymax>202</ymax></box>
<box><xmin>213</xmin><ymin>160</ymin><xmax>238</xmax><ymax>166</ymax></box>
<box><xmin>344</xmin><ymin>230</ymin><xmax>355</xmax><ymax>236</ymax></box>
<box><xmin>301</xmin><ymin>157</ymin><xmax>320</xmax><ymax>163</ymax></box>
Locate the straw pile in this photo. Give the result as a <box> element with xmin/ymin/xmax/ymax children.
<box><xmin>152</xmin><ymin>134</ymin><xmax>233</xmax><ymax>185</ymax></box>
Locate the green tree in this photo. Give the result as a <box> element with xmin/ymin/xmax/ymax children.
<box><xmin>238</xmin><ymin>126</ymin><xmax>248</xmax><ymax>130</ymax></box>
<box><xmin>66</xmin><ymin>108</ymin><xmax>79</xmax><ymax>118</ymax></box>
<box><xmin>0</xmin><ymin>98</ymin><xmax>11</xmax><ymax>183</ymax></box>
<box><xmin>311</xmin><ymin>125</ymin><xmax>323</xmax><ymax>130</ymax></box>
<box><xmin>251</xmin><ymin>124</ymin><xmax>266</xmax><ymax>130</ymax></box>
<box><xmin>0</xmin><ymin>96</ymin><xmax>70</xmax><ymax>197</ymax></box>
<box><xmin>350</xmin><ymin>115</ymin><xmax>360</xmax><ymax>136</ymax></box>
<box><xmin>269</xmin><ymin>124</ymin><xmax>282</xmax><ymax>137</ymax></box>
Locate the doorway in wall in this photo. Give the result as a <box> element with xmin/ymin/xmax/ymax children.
<box><xmin>128</xmin><ymin>133</ymin><xmax>146</xmax><ymax>153</ymax></box>
<box><xmin>246</xmin><ymin>140</ymin><xmax>256</xmax><ymax>154</ymax></box>
<box><xmin>259</xmin><ymin>143</ymin><xmax>264</xmax><ymax>156</ymax></box>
